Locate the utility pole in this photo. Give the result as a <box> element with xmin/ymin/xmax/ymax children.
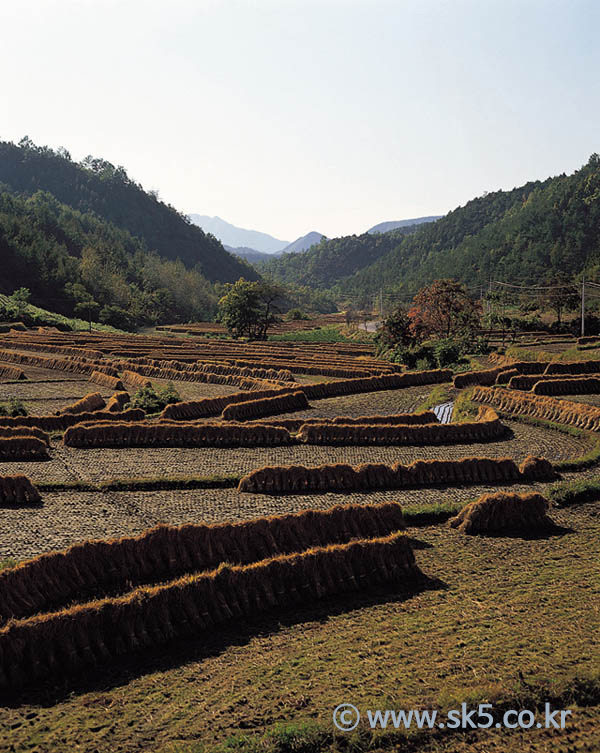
<box><xmin>88</xmin><ymin>304</ymin><xmax>92</xmax><ymax>334</ymax></box>
<box><xmin>380</xmin><ymin>287</ymin><xmax>383</xmax><ymax>322</ymax></box>
<box><xmin>581</xmin><ymin>275</ymin><xmax>586</xmax><ymax>337</ymax></box>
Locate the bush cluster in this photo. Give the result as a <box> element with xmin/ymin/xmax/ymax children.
<box><xmin>129</xmin><ymin>383</ymin><xmax>181</xmax><ymax>414</ymax></box>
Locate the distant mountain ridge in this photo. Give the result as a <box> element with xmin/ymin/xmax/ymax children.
<box><xmin>259</xmin><ymin>223</ymin><xmax>423</xmax><ymax>288</ymax></box>
<box><xmin>189</xmin><ymin>214</ymin><xmax>289</xmax><ymax>254</ymax></box>
<box><xmin>277</xmin><ymin>231</ymin><xmax>324</xmax><ymax>255</ymax></box>
<box><xmin>367</xmin><ymin>216</ymin><xmax>442</xmax><ymax>234</ymax></box>
<box><xmin>224</xmin><ymin>245</ymin><xmax>272</xmax><ymax>264</ymax></box>
<box><xmin>190</xmin><ymin>215</ymin><xmax>442</xmax><ymax>259</ymax></box>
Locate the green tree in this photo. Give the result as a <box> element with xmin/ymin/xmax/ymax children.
<box><xmin>376</xmin><ymin>304</ymin><xmax>413</xmax><ymax>349</ymax></box>
<box><xmin>543</xmin><ymin>275</ymin><xmax>579</xmax><ymax>325</ymax></box>
<box><xmin>5</xmin><ymin>287</ymin><xmax>31</xmax><ymax>318</ymax></box>
<box><xmin>218</xmin><ymin>279</ymin><xmax>283</xmax><ymax>339</ymax></box>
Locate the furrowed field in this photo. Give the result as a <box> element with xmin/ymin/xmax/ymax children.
<box><xmin>0</xmin><ymin>327</ymin><xmax>599</xmax><ymax>753</ymax></box>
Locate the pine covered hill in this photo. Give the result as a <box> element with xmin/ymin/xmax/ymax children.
<box><xmin>263</xmin><ymin>155</ymin><xmax>600</xmax><ymax>297</ymax></box>
<box><xmin>0</xmin><ymin>139</ymin><xmax>256</xmax><ymax>283</ymax></box>
<box><xmin>0</xmin><ymin>189</ymin><xmax>222</xmax><ymax>328</ymax></box>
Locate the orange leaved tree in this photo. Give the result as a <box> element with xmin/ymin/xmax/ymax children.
<box><xmin>408</xmin><ymin>279</ymin><xmax>481</xmax><ymax>340</ymax></box>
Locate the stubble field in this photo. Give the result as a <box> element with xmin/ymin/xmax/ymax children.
<box><xmin>0</xmin><ymin>331</ymin><xmax>598</xmax><ymax>753</ymax></box>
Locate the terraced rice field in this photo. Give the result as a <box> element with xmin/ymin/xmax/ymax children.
<box><xmin>0</xmin><ymin>331</ymin><xmax>599</xmax><ymax>753</ymax></box>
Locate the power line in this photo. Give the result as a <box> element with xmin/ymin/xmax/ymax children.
<box><xmin>491</xmin><ymin>280</ymin><xmax>575</xmax><ymax>291</ymax></box>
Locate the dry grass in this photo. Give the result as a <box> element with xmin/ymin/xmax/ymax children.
<box><xmin>0</xmin><ymin>475</ymin><xmax>41</xmax><ymax>505</ymax></box>
<box><xmin>0</xmin><ymin>532</ymin><xmax>420</xmax><ymax>691</ymax></box>
<box><xmin>0</xmin><ymin>501</ymin><xmax>406</xmax><ymax>622</ymax></box>
<box><xmin>237</xmin><ymin>455</ymin><xmax>554</xmax><ymax>494</ymax></box>
<box><xmin>0</xmin><ymin>335</ymin><xmax>598</xmax><ymax>752</ymax></box>
<box><xmin>296</xmin><ymin>407</ymin><xmax>505</xmax><ymax>446</ymax></box>
<box><xmin>60</xmin><ymin>391</ymin><xmax>106</xmax><ymax>415</ymax></box>
<box><xmin>449</xmin><ymin>491</ymin><xmax>556</xmax><ymax>534</ymax></box>
<box><xmin>473</xmin><ymin>386</ymin><xmax>600</xmax><ymax>430</ymax></box>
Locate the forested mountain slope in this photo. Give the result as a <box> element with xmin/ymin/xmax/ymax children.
<box><xmin>261</xmin><ymin>156</ymin><xmax>600</xmax><ymax>298</ymax></box>
<box><xmin>343</xmin><ymin>155</ymin><xmax>600</xmax><ymax>296</ymax></box>
<box><xmin>0</xmin><ymin>189</ymin><xmax>219</xmax><ymax>328</ymax></box>
<box><xmin>0</xmin><ymin>139</ymin><xmax>256</xmax><ymax>283</ymax></box>
<box><xmin>259</xmin><ymin>223</ymin><xmax>421</xmax><ymax>288</ymax></box>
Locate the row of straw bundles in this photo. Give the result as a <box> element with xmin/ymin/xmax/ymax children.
<box><xmin>0</xmin><ymin>437</ymin><xmax>49</xmax><ymax>460</ymax></box>
<box><xmin>60</xmin><ymin>392</ymin><xmax>106</xmax><ymax>415</ymax></box>
<box><xmin>0</xmin><ymin>408</ymin><xmax>145</xmax><ymax>432</ymax></box>
<box><xmin>121</xmin><ymin>370</ymin><xmax>152</xmax><ymax>389</ymax></box>
<box><xmin>122</xmin><ymin>363</ymin><xmax>285</xmax><ymax>391</ymax></box>
<box><xmin>0</xmin><ymin>363</ymin><xmax>26</xmax><ymax>381</ymax></box>
<box><xmin>0</xmin><ymin>349</ymin><xmax>107</xmax><ymax>377</ymax></box>
<box><xmin>198</xmin><ymin>363</ymin><xmax>295</xmax><ymax>382</ymax></box>
<box><xmin>301</xmin><ymin>370</ymin><xmax>453</xmax><ymax>400</ymax></box>
<box><xmin>162</xmin><ymin>371</ymin><xmax>452</xmax><ymax>422</ymax></box>
<box><xmin>247</xmin><ymin>411</ymin><xmax>439</xmax><ymax>432</ymax></box>
<box><xmin>544</xmin><ymin>359</ymin><xmax>600</xmax><ymax>375</ymax></box>
<box><xmin>453</xmin><ymin>366</ymin><xmax>514</xmax><ymax>388</ymax></box>
<box><xmin>449</xmin><ymin>491</ymin><xmax>555</xmax><ymax>534</ymax></box>
<box><xmin>0</xmin><ymin>475</ymin><xmax>41</xmax><ymax>505</ymax></box>
<box><xmin>63</xmin><ymin>421</ymin><xmax>293</xmax><ymax>448</ymax></box>
<box><xmin>577</xmin><ymin>336</ymin><xmax>600</xmax><ymax>345</ymax></box>
<box><xmin>0</xmin><ymin>501</ymin><xmax>406</xmax><ymax>622</ymax></box>
<box><xmin>131</xmin><ymin>357</ymin><xmax>294</xmax><ymax>383</ymax></box>
<box><xmin>161</xmin><ymin>386</ymin><xmax>295</xmax><ymax>420</ymax></box>
<box><xmin>238</xmin><ymin>454</ymin><xmax>555</xmax><ymax>494</ymax></box>
<box><xmin>488</xmin><ymin>356</ymin><xmax>550</xmax><ymax>375</ymax></box>
<box><xmin>229</xmin><ymin>354</ymin><xmax>391</xmax><ymax>371</ymax></box>
<box><xmin>532</xmin><ymin>377</ymin><xmax>600</xmax><ymax>396</ymax></box>
<box><xmin>494</xmin><ymin>368</ymin><xmax>519</xmax><ymax>384</ymax></box>
<box><xmin>507</xmin><ymin>373</ymin><xmax>584</xmax><ymax>390</ymax></box>
<box><xmin>297</xmin><ymin>407</ymin><xmax>505</xmax><ymax>446</ymax></box>
<box><xmin>0</xmin><ymin>532</ymin><xmax>420</xmax><ymax>690</ymax></box>
<box><xmin>0</xmin><ymin>340</ymin><xmax>104</xmax><ymax>360</ymax></box>
<box><xmin>472</xmin><ymin>385</ymin><xmax>600</xmax><ymax>430</ymax></box>
<box><xmin>221</xmin><ymin>391</ymin><xmax>309</xmax><ymax>421</ymax></box>
<box><xmin>0</xmin><ymin>426</ymin><xmax>50</xmax><ymax>445</ymax></box>
<box><xmin>89</xmin><ymin>370</ymin><xmax>125</xmax><ymax>391</ymax></box>
<box><xmin>105</xmin><ymin>391</ymin><xmax>129</xmax><ymax>412</ymax></box>
<box><xmin>232</xmin><ymin>359</ymin><xmax>381</xmax><ymax>379</ymax></box>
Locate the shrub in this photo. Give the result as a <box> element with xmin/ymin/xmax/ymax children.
<box><xmin>433</xmin><ymin>339</ymin><xmax>462</xmax><ymax>368</ymax></box>
<box><xmin>396</xmin><ymin>343</ymin><xmax>435</xmax><ymax>369</ymax></box>
<box><xmin>0</xmin><ymin>399</ymin><xmax>27</xmax><ymax>417</ymax></box>
<box><xmin>129</xmin><ymin>383</ymin><xmax>181</xmax><ymax>413</ymax></box>
<box><xmin>284</xmin><ymin>308</ymin><xmax>308</xmax><ymax>321</ymax></box>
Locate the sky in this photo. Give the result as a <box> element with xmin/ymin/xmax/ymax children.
<box><xmin>1</xmin><ymin>0</ymin><xmax>599</xmax><ymax>242</ymax></box>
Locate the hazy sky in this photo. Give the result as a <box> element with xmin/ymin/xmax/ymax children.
<box><xmin>1</xmin><ymin>0</ymin><xmax>598</xmax><ymax>241</ymax></box>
